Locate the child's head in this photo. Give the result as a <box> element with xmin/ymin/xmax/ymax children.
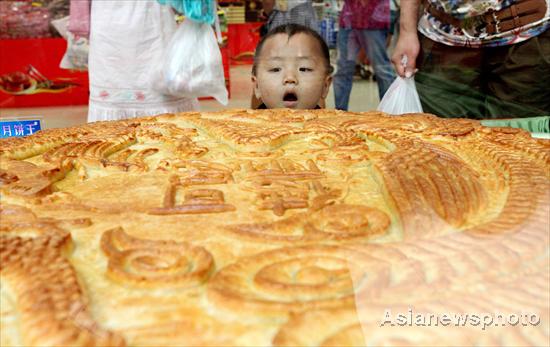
<box><xmin>252</xmin><ymin>24</ymin><xmax>333</xmax><ymax>109</ymax></box>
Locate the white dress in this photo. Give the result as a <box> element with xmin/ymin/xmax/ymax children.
<box><xmin>88</xmin><ymin>0</ymin><xmax>198</xmax><ymax>122</ymax></box>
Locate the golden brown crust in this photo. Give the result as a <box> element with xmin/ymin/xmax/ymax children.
<box><xmin>0</xmin><ymin>109</ymin><xmax>548</xmax><ymax>346</ymax></box>
<box><xmin>225</xmin><ymin>204</ymin><xmax>389</xmax><ymax>243</ymax></box>
<box><xmin>0</xmin><ymin>204</ymin><xmax>91</xmax><ymax>234</ymax></box>
<box><xmin>1</xmin><ymin>231</ymin><xmax>125</xmax><ymax>346</ymax></box>
<box><xmin>100</xmin><ymin>227</ymin><xmax>214</xmax><ymax>287</ymax></box>
<box><xmin>207</xmin><ymin>245</ymin><xmax>384</xmax><ymax>318</ymax></box>
<box><xmin>376</xmin><ymin>138</ymin><xmax>489</xmax><ymax>238</ymax></box>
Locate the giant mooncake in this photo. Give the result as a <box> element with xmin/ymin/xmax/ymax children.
<box><xmin>1</xmin><ymin>109</ymin><xmax>548</xmax><ymax>346</ymax></box>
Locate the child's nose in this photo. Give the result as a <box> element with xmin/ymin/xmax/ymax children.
<box><xmin>283</xmin><ymin>72</ymin><xmax>298</xmax><ymax>85</ymax></box>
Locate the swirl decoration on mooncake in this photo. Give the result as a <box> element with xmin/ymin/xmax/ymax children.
<box><xmin>0</xmin><ymin>232</ymin><xmax>125</xmax><ymax>346</ymax></box>
<box><xmin>305</xmin><ymin>204</ymin><xmax>390</xmax><ymax>238</ymax></box>
<box><xmin>208</xmin><ymin>245</ymin><xmax>391</xmax><ymax>316</ymax></box>
<box><xmin>100</xmin><ymin>227</ymin><xmax>214</xmax><ymax>287</ymax></box>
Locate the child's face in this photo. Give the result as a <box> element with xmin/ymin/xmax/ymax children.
<box><xmin>252</xmin><ymin>33</ymin><xmax>332</xmax><ymax>109</ymax></box>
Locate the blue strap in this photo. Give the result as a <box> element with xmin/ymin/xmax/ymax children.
<box><xmin>157</xmin><ymin>0</ymin><xmax>216</xmax><ymax>24</ymax></box>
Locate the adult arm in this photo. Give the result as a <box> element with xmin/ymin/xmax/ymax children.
<box><xmin>391</xmin><ymin>0</ymin><xmax>421</xmax><ymax>77</ymax></box>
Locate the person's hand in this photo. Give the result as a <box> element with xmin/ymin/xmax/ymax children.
<box><xmin>391</xmin><ymin>31</ymin><xmax>420</xmax><ymax>78</ymax></box>
<box><xmin>259</xmin><ymin>10</ymin><xmax>269</xmax><ymax>21</ymax></box>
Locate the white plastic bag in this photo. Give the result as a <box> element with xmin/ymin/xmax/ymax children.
<box><xmin>52</xmin><ymin>16</ymin><xmax>88</xmax><ymax>71</ymax></box>
<box><xmin>377</xmin><ymin>76</ymin><xmax>423</xmax><ymax>115</ymax></box>
<box><xmin>51</xmin><ymin>16</ymin><xmax>69</xmax><ymax>38</ymax></box>
<box><xmin>377</xmin><ymin>55</ymin><xmax>423</xmax><ymax>115</ymax></box>
<box><xmin>151</xmin><ymin>19</ymin><xmax>228</xmax><ymax>105</ymax></box>
<box><xmin>60</xmin><ymin>33</ymin><xmax>89</xmax><ymax>71</ymax></box>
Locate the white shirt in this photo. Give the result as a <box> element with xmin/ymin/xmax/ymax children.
<box><xmin>88</xmin><ymin>0</ymin><xmax>198</xmax><ymax>122</ymax></box>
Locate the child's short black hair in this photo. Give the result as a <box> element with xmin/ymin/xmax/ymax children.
<box><xmin>252</xmin><ymin>24</ymin><xmax>333</xmax><ymax>76</ymax></box>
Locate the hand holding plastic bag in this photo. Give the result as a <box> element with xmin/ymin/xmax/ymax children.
<box><xmin>377</xmin><ymin>55</ymin><xmax>423</xmax><ymax>115</ymax></box>
<box><xmin>151</xmin><ymin>19</ymin><xmax>228</xmax><ymax>105</ymax></box>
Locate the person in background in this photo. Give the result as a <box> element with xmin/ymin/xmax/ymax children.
<box><xmin>262</xmin><ymin>0</ymin><xmax>319</xmax><ymax>33</ymax></box>
<box><xmin>251</xmin><ymin>24</ymin><xmax>333</xmax><ymax>109</ymax></box>
<box><xmin>392</xmin><ymin>0</ymin><xmax>549</xmax><ymax>119</ymax></box>
<box><xmin>388</xmin><ymin>0</ymin><xmax>400</xmax><ymax>45</ymax></box>
<box><xmin>87</xmin><ymin>0</ymin><xmax>198</xmax><ymax>122</ymax></box>
<box><xmin>333</xmin><ymin>0</ymin><xmax>396</xmax><ymax>110</ymax></box>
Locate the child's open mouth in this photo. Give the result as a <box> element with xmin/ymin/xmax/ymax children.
<box><xmin>283</xmin><ymin>92</ymin><xmax>298</xmax><ymax>107</ymax></box>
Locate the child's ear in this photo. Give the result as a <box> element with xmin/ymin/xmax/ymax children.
<box><xmin>321</xmin><ymin>75</ymin><xmax>333</xmax><ymax>99</ymax></box>
<box><xmin>251</xmin><ymin>75</ymin><xmax>262</xmax><ymax>100</ymax></box>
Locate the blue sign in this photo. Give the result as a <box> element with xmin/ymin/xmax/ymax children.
<box><xmin>0</xmin><ymin>119</ymin><xmax>42</xmax><ymax>139</ymax></box>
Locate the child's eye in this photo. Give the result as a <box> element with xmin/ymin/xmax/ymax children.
<box><xmin>268</xmin><ymin>67</ymin><xmax>281</xmax><ymax>73</ymax></box>
<box><xmin>299</xmin><ymin>67</ymin><xmax>313</xmax><ymax>72</ymax></box>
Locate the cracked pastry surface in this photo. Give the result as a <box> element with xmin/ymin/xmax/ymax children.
<box><xmin>1</xmin><ymin>109</ymin><xmax>549</xmax><ymax>346</ymax></box>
